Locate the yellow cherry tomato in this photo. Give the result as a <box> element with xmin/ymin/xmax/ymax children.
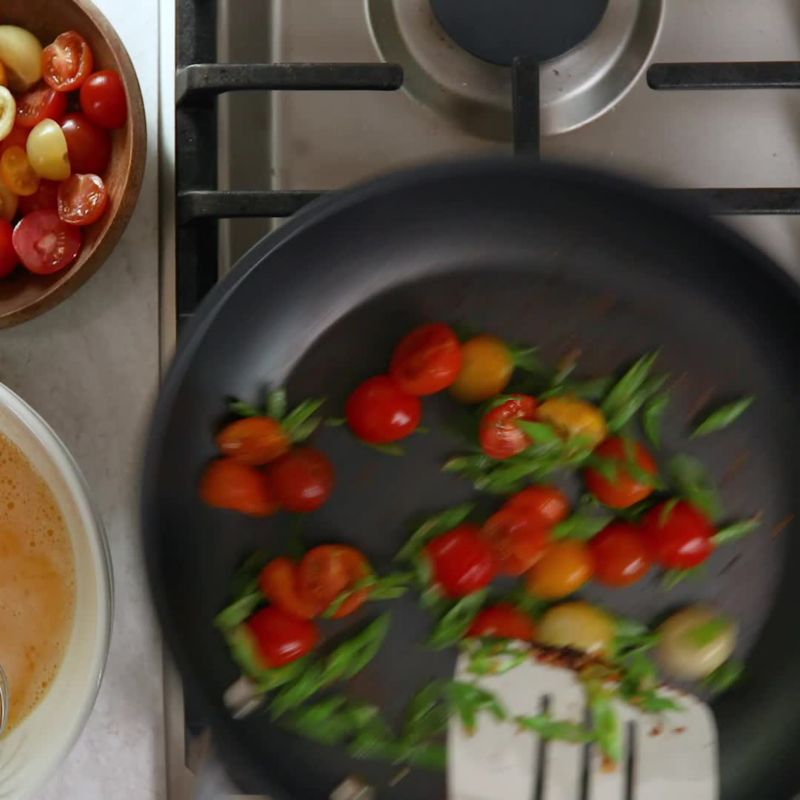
<box><xmin>0</xmin><ymin>145</ymin><xmax>39</xmax><ymax>196</ymax></box>
<box><xmin>0</xmin><ymin>26</ymin><xmax>43</xmax><ymax>92</ymax></box>
<box><xmin>449</xmin><ymin>334</ymin><xmax>514</xmax><ymax>403</ymax></box>
<box><xmin>537</xmin><ymin>601</ymin><xmax>615</xmax><ymax>656</ymax></box>
<box><xmin>536</xmin><ymin>395</ymin><xmax>608</xmax><ymax>447</ymax></box>
<box><xmin>526</xmin><ymin>541</ymin><xmax>593</xmax><ymax>599</ymax></box>
<box><xmin>0</xmin><ymin>176</ymin><xmax>17</xmax><ymax>221</ymax></box>
<box><xmin>26</xmin><ymin>119</ymin><xmax>70</xmax><ymax>180</ymax></box>
<box><xmin>0</xmin><ymin>86</ymin><xmax>15</xmax><ymax>142</ymax></box>
<box><xmin>0</xmin><ymin>62</ymin><xmax>7</xmax><ymax>87</ymax></box>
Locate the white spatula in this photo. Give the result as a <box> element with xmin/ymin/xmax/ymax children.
<box><xmin>448</xmin><ymin>653</ymin><xmax>718</xmax><ymax>800</ymax></box>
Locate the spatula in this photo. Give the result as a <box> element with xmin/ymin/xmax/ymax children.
<box><xmin>448</xmin><ymin>652</ymin><xmax>717</xmax><ymax>800</ymax></box>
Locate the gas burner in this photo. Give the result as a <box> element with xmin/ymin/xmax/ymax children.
<box><xmin>368</xmin><ymin>0</ymin><xmax>664</xmax><ymax>137</ymax></box>
<box><xmin>429</xmin><ymin>0</ymin><xmax>609</xmax><ymax>66</ymax></box>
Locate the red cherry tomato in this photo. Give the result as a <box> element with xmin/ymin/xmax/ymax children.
<box><xmin>42</xmin><ymin>31</ymin><xmax>94</xmax><ymax>92</ymax></box>
<box><xmin>589</xmin><ymin>521</ymin><xmax>651</xmax><ymax>587</ymax></box>
<box><xmin>467</xmin><ymin>603</ymin><xmax>536</xmax><ymax>641</ymax></box>
<box><xmin>216</xmin><ymin>416</ymin><xmax>290</xmax><ymax>466</ymax></box>
<box><xmin>259</xmin><ymin>557</ymin><xmax>321</xmax><ymax>620</ymax></box>
<box><xmin>198</xmin><ymin>458</ymin><xmax>279</xmax><ymax>516</ymax></box>
<box><xmin>0</xmin><ymin>124</ymin><xmax>28</xmax><ymax>155</ymax></box>
<box><xmin>345</xmin><ymin>375</ymin><xmax>422</xmax><ymax>444</ymax></box>
<box><xmin>426</xmin><ymin>524</ymin><xmax>495</xmax><ymax>597</ymax></box>
<box><xmin>247</xmin><ymin>606</ymin><xmax>319</xmax><ymax>668</ymax></box>
<box><xmin>389</xmin><ymin>322</ymin><xmax>462</xmax><ymax>395</ymax></box>
<box><xmin>298</xmin><ymin>545</ymin><xmax>371</xmax><ymax>618</ymax></box>
<box><xmin>57</xmin><ymin>173</ymin><xmax>109</xmax><ymax>226</ymax></box>
<box><xmin>80</xmin><ymin>70</ymin><xmax>127</xmax><ymax>129</ymax></box>
<box><xmin>504</xmin><ymin>485</ymin><xmax>570</xmax><ymax>527</ymax></box>
<box><xmin>61</xmin><ymin>113</ymin><xmax>111</xmax><ymax>174</ymax></box>
<box><xmin>482</xmin><ymin>508</ymin><xmax>550</xmax><ymax>575</ymax></box>
<box><xmin>15</xmin><ymin>84</ymin><xmax>67</xmax><ymax>129</ymax></box>
<box><xmin>0</xmin><ymin>219</ymin><xmax>18</xmax><ymax>277</ymax></box>
<box><xmin>479</xmin><ymin>394</ymin><xmax>538</xmax><ymax>460</ymax></box>
<box><xmin>584</xmin><ymin>437</ymin><xmax>658</xmax><ymax>509</ymax></box>
<box><xmin>642</xmin><ymin>501</ymin><xmax>715</xmax><ymax>570</ymax></box>
<box><xmin>18</xmin><ymin>179</ymin><xmax>59</xmax><ymax>215</ymax></box>
<box><xmin>268</xmin><ymin>447</ymin><xmax>334</xmax><ymax>513</ymax></box>
<box><xmin>12</xmin><ymin>210</ymin><xmax>82</xmax><ymax>275</ymax></box>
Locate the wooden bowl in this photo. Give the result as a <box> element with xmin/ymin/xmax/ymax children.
<box><xmin>0</xmin><ymin>0</ymin><xmax>146</xmax><ymax>327</ymax></box>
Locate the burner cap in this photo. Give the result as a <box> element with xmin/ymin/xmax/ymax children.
<box><xmin>430</xmin><ymin>0</ymin><xmax>610</xmax><ymax>66</ymax></box>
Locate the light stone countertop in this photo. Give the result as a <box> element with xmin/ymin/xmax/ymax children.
<box><xmin>0</xmin><ymin>0</ymin><xmax>165</xmax><ymax>797</ymax></box>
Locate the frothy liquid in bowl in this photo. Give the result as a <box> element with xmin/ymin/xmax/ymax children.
<box><xmin>0</xmin><ymin>432</ymin><xmax>75</xmax><ymax>732</ymax></box>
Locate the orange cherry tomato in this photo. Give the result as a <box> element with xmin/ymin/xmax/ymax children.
<box><xmin>525</xmin><ymin>540</ymin><xmax>593</xmax><ymax>599</ymax></box>
<box><xmin>478</xmin><ymin>394</ymin><xmax>538</xmax><ymax>459</ymax></box>
<box><xmin>259</xmin><ymin>557</ymin><xmax>321</xmax><ymax>620</ymax></box>
<box><xmin>198</xmin><ymin>458</ymin><xmax>279</xmax><ymax>516</ymax></box>
<box><xmin>0</xmin><ymin>146</ymin><xmax>39</xmax><ymax>196</ymax></box>
<box><xmin>298</xmin><ymin>545</ymin><xmax>372</xmax><ymax>618</ymax></box>
<box><xmin>0</xmin><ymin>177</ymin><xmax>17</xmax><ymax>222</ymax></box>
<box><xmin>0</xmin><ymin>62</ymin><xmax>7</xmax><ymax>87</ymax></box>
<box><xmin>482</xmin><ymin>508</ymin><xmax>549</xmax><ymax>576</ymax></box>
<box><xmin>504</xmin><ymin>485</ymin><xmax>570</xmax><ymax>527</ymax></box>
<box><xmin>449</xmin><ymin>334</ymin><xmax>514</xmax><ymax>404</ymax></box>
<box><xmin>247</xmin><ymin>606</ymin><xmax>319</xmax><ymax>668</ymax></box>
<box><xmin>589</xmin><ymin>521</ymin><xmax>651</xmax><ymax>587</ymax></box>
<box><xmin>389</xmin><ymin>322</ymin><xmax>463</xmax><ymax>395</ymax></box>
<box><xmin>57</xmin><ymin>173</ymin><xmax>108</xmax><ymax>226</ymax></box>
<box><xmin>42</xmin><ymin>31</ymin><xmax>94</xmax><ymax>92</ymax></box>
<box><xmin>467</xmin><ymin>603</ymin><xmax>536</xmax><ymax>641</ymax></box>
<box><xmin>15</xmin><ymin>84</ymin><xmax>67</xmax><ymax>129</ymax></box>
<box><xmin>216</xmin><ymin>416</ymin><xmax>290</xmax><ymax>466</ymax></box>
<box><xmin>0</xmin><ymin>124</ymin><xmax>27</xmax><ymax>156</ymax></box>
<box><xmin>584</xmin><ymin>436</ymin><xmax>658</xmax><ymax>509</ymax></box>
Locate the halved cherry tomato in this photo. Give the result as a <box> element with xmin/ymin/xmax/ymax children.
<box><xmin>18</xmin><ymin>179</ymin><xmax>58</xmax><ymax>215</ymax></box>
<box><xmin>504</xmin><ymin>485</ymin><xmax>570</xmax><ymax>527</ymax></box>
<box><xmin>1</xmin><ymin>146</ymin><xmax>39</xmax><ymax>196</ymax></box>
<box><xmin>61</xmin><ymin>112</ymin><xmax>111</xmax><ymax>174</ymax></box>
<box><xmin>298</xmin><ymin>545</ymin><xmax>371</xmax><ymax>617</ymax></box>
<box><xmin>584</xmin><ymin>437</ymin><xmax>658</xmax><ymax>509</ymax></box>
<box><xmin>589</xmin><ymin>521</ymin><xmax>651</xmax><ymax>587</ymax></box>
<box><xmin>642</xmin><ymin>501</ymin><xmax>715</xmax><ymax>570</ymax></box>
<box><xmin>15</xmin><ymin>84</ymin><xmax>67</xmax><ymax>129</ymax></box>
<box><xmin>42</xmin><ymin>31</ymin><xmax>94</xmax><ymax>92</ymax></box>
<box><xmin>0</xmin><ymin>86</ymin><xmax>15</xmax><ymax>142</ymax></box>
<box><xmin>482</xmin><ymin>508</ymin><xmax>549</xmax><ymax>576</ymax></box>
<box><xmin>0</xmin><ymin>177</ymin><xmax>17</xmax><ymax>222</ymax></box>
<box><xmin>0</xmin><ymin>124</ymin><xmax>27</xmax><ymax>155</ymax></box>
<box><xmin>259</xmin><ymin>557</ymin><xmax>321</xmax><ymax>620</ymax></box>
<box><xmin>13</xmin><ymin>209</ymin><xmax>82</xmax><ymax>275</ymax></box>
<box><xmin>247</xmin><ymin>606</ymin><xmax>319</xmax><ymax>668</ymax></box>
<box><xmin>467</xmin><ymin>603</ymin><xmax>536</xmax><ymax>641</ymax></box>
<box><xmin>216</xmin><ymin>416</ymin><xmax>289</xmax><ymax>466</ymax></box>
<box><xmin>479</xmin><ymin>394</ymin><xmax>538</xmax><ymax>459</ymax></box>
<box><xmin>389</xmin><ymin>322</ymin><xmax>462</xmax><ymax>395</ymax></box>
<box><xmin>198</xmin><ymin>457</ymin><xmax>279</xmax><ymax>516</ymax></box>
<box><xmin>346</xmin><ymin>375</ymin><xmax>421</xmax><ymax>444</ymax></box>
<box><xmin>526</xmin><ymin>540</ymin><xmax>593</xmax><ymax>599</ymax></box>
<box><xmin>57</xmin><ymin>173</ymin><xmax>108</xmax><ymax>226</ymax></box>
<box><xmin>450</xmin><ymin>334</ymin><xmax>514</xmax><ymax>404</ymax></box>
<box><xmin>0</xmin><ymin>219</ymin><xmax>18</xmax><ymax>277</ymax></box>
<box><xmin>27</xmin><ymin>119</ymin><xmax>71</xmax><ymax>180</ymax></box>
<box><xmin>80</xmin><ymin>70</ymin><xmax>127</xmax><ymax>129</ymax></box>
<box><xmin>268</xmin><ymin>447</ymin><xmax>334</xmax><ymax>512</ymax></box>
<box><xmin>426</xmin><ymin>524</ymin><xmax>495</xmax><ymax>597</ymax></box>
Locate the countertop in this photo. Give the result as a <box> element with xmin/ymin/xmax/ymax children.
<box><xmin>0</xmin><ymin>0</ymin><xmax>165</xmax><ymax>797</ymax></box>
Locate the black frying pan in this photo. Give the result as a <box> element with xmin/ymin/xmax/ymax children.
<box><xmin>142</xmin><ymin>159</ymin><xmax>800</xmax><ymax>800</ymax></box>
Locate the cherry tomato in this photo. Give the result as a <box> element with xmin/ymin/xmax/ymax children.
<box><xmin>198</xmin><ymin>458</ymin><xmax>279</xmax><ymax>516</ymax></box>
<box><xmin>346</xmin><ymin>375</ymin><xmax>421</xmax><ymax>444</ymax></box>
<box><xmin>259</xmin><ymin>557</ymin><xmax>321</xmax><ymax>620</ymax></box>
<box><xmin>584</xmin><ymin>437</ymin><xmax>658</xmax><ymax>509</ymax></box>
<box><xmin>298</xmin><ymin>545</ymin><xmax>371</xmax><ymax>618</ymax></box>
<box><xmin>80</xmin><ymin>70</ymin><xmax>127</xmax><ymax>129</ymax></box>
<box><xmin>42</xmin><ymin>31</ymin><xmax>94</xmax><ymax>92</ymax></box>
<box><xmin>216</xmin><ymin>416</ymin><xmax>289</xmax><ymax>466</ymax></box>
<box><xmin>526</xmin><ymin>540</ymin><xmax>593</xmax><ymax>599</ymax></box>
<box><xmin>479</xmin><ymin>394</ymin><xmax>538</xmax><ymax>459</ymax></box>
<box><xmin>0</xmin><ymin>62</ymin><xmax>7</xmax><ymax>88</ymax></box>
<box><xmin>389</xmin><ymin>322</ymin><xmax>462</xmax><ymax>395</ymax></box>
<box><xmin>536</xmin><ymin>396</ymin><xmax>608</xmax><ymax>447</ymax></box>
<box><xmin>247</xmin><ymin>606</ymin><xmax>319</xmax><ymax>668</ymax></box>
<box><xmin>642</xmin><ymin>501</ymin><xmax>715</xmax><ymax>570</ymax></box>
<box><xmin>18</xmin><ymin>179</ymin><xmax>58</xmax><ymax>215</ymax></box>
<box><xmin>15</xmin><ymin>84</ymin><xmax>67</xmax><ymax>129</ymax></box>
<box><xmin>1</xmin><ymin>146</ymin><xmax>39</xmax><ymax>196</ymax></box>
<box><xmin>0</xmin><ymin>177</ymin><xmax>17</xmax><ymax>222</ymax></box>
<box><xmin>13</xmin><ymin>210</ymin><xmax>82</xmax><ymax>275</ymax></box>
<box><xmin>449</xmin><ymin>334</ymin><xmax>514</xmax><ymax>404</ymax></box>
<box><xmin>504</xmin><ymin>485</ymin><xmax>570</xmax><ymax>527</ymax></box>
<box><xmin>482</xmin><ymin>508</ymin><xmax>549</xmax><ymax>576</ymax></box>
<box><xmin>57</xmin><ymin>173</ymin><xmax>108</xmax><ymax>226</ymax></box>
<box><xmin>537</xmin><ymin>601</ymin><xmax>615</xmax><ymax>656</ymax></box>
<box><xmin>27</xmin><ymin>119</ymin><xmax>71</xmax><ymax>180</ymax></box>
<box><xmin>0</xmin><ymin>124</ymin><xmax>27</xmax><ymax>155</ymax></box>
<box><xmin>268</xmin><ymin>447</ymin><xmax>334</xmax><ymax>512</ymax></box>
<box><xmin>426</xmin><ymin>524</ymin><xmax>495</xmax><ymax>597</ymax></box>
<box><xmin>0</xmin><ymin>219</ymin><xmax>18</xmax><ymax>277</ymax></box>
<box><xmin>0</xmin><ymin>86</ymin><xmax>15</xmax><ymax>142</ymax></box>
<box><xmin>0</xmin><ymin>25</ymin><xmax>43</xmax><ymax>92</ymax></box>
<box><xmin>467</xmin><ymin>603</ymin><xmax>536</xmax><ymax>641</ymax></box>
<box><xmin>589</xmin><ymin>521</ymin><xmax>651</xmax><ymax>587</ymax></box>
<box><xmin>61</xmin><ymin>113</ymin><xmax>111</xmax><ymax>174</ymax></box>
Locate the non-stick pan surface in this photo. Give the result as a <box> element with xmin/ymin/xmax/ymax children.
<box><xmin>143</xmin><ymin>159</ymin><xmax>800</xmax><ymax>800</ymax></box>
